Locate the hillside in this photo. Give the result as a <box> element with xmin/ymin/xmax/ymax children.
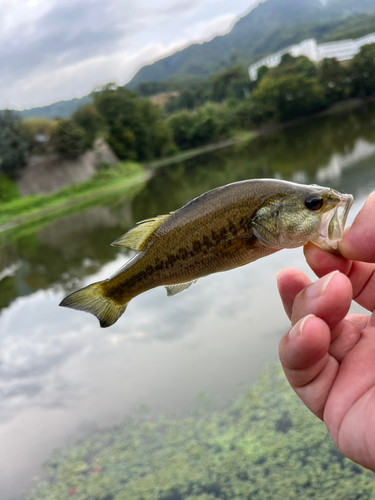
<box><xmin>16</xmin><ymin>95</ymin><xmax>92</xmax><ymax>120</ymax></box>
<box><xmin>127</xmin><ymin>0</ymin><xmax>375</xmax><ymax>88</ymax></box>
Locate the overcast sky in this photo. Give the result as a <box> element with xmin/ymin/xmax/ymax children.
<box><xmin>0</xmin><ymin>0</ymin><xmax>261</xmax><ymax>111</ymax></box>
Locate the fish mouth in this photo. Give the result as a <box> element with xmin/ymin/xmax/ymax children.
<box><xmin>317</xmin><ymin>192</ymin><xmax>353</xmax><ymax>251</ymax></box>
<box><xmin>328</xmin><ymin>193</ymin><xmax>353</xmax><ymax>242</ymax></box>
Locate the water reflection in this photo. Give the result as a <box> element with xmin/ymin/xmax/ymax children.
<box><xmin>1</xmin><ymin>103</ymin><xmax>375</xmax><ymax>498</ymax></box>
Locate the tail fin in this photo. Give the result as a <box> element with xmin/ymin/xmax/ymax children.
<box><xmin>59</xmin><ymin>281</ymin><xmax>128</xmax><ymax>328</ymax></box>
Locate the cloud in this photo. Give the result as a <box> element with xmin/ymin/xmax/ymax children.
<box><xmin>183</xmin><ymin>12</ymin><xmax>239</xmax><ymax>40</ymax></box>
<box><xmin>163</xmin><ymin>0</ymin><xmax>199</xmax><ymax>15</ymax></box>
<box><xmin>0</xmin><ymin>0</ymin><xmax>258</xmax><ymax>109</ymax></box>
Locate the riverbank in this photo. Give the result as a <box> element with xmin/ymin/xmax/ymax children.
<box><xmin>0</xmin><ymin>163</ymin><xmax>148</xmax><ymax>233</ymax></box>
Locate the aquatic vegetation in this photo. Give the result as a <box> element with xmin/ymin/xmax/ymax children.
<box><xmin>23</xmin><ymin>366</ymin><xmax>375</xmax><ymax>500</ymax></box>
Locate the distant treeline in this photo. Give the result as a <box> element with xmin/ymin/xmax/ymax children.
<box><xmin>2</xmin><ymin>43</ymin><xmax>375</xmax><ymax>189</ymax></box>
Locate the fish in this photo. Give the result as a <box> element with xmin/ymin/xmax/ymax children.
<box><xmin>59</xmin><ymin>179</ymin><xmax>353</xmax><ymax>328</ymax></box>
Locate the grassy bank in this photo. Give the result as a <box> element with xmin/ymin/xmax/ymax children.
<box><xmin>0</xmin><ymin>162</ymin><xmax>149</xmax><ymax>232</ymax></box>
<box><xmin>23</xmin><ymin>365</ymin><xmax>374</xmax><ymax>500</ymax></box>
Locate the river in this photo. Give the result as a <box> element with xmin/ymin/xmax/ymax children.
<box><xmin>1</xmin><ymin>102</ymin><xmax>375</xmax><ymax>498</ymax></box>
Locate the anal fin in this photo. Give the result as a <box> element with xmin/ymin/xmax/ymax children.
<box><xmin>165</xmin><ymin>280</ymin><xmax>197</xmax><ymax>297</ymax></box>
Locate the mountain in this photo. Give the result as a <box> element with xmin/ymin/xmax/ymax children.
<box><xmin>127</xmin><ymin>0</ymin><xmax>375</xmax><ymax>88</ymax></box>
<box><xmin>16</xmin><ymin>95</ymin><xmax>92</xmax><ymax>120</ymax></box>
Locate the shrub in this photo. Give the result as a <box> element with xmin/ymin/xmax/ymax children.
<box><xmin>52</xmin><ymin>119</ymin><xmax>86</xmax><ymax>159</ymax></box>
<box><xmin>0</xmin><ymin>110</ymin><xmax>27</xmax><ymax>178</ymax></box>
<box><xmin>0</xmin><ymin>174</ymin><xmax>21</xmax><ymax>202</ymax></box>
<box><xmin>17</xmin><ymin>117</ymin><xmax>58</xmax><ymax>155</ymax></box>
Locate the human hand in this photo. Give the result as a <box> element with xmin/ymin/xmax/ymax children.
<box><xmin>277</xmin><ymin>191</ymin><xmax>375</xmax><ymax>471</ymax></box>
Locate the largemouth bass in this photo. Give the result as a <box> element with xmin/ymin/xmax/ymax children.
<box><xmin>60</xmin><ymin>179</ymin><xmax>353</xmax><ymax>327</ymax></box>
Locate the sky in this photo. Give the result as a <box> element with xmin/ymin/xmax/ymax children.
<box><xmin>0</xmin><ymin>0</ymin><xmax>261</xmax><ymax>111</ymax></box>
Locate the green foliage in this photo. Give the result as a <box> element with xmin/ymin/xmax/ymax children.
<box><xmin>137</xmin><ymin>81</ymin><xmax>174</xmax><ymax>97</ymax></box>
<box><xmin>257</xmin><ymin>65</ymin><xmax>270</xmax><ymax>81</ymax></box>
<box><xmin>324</xmin><ymin>13</ymin><xmax>375</xmax><ymax>42</ymax></box>
<box><xmin>0</xmin><ymin>174</ymin><xmax>21</xmax><ymax>202</ymax></box>
<box><xmin>0</xmin><ymin>161</ymin><xmax>146</xmax><ymax>229</ymax></box>
<box><xmin>232</xmin><ymin>98</ymin><xmax>277</xmax><ymax>128</ymax></box>
<box><xmin>268</xmin><ymin>55</ymin><xmax>318</xmax><ymax>80</ymax></box>
<box><xmin>350</xmin><ymin>43</ymin><xmax>375</xmax><ymax>96</ymax></box>
<box><xmin>53</xmin><ymin>119</ymin><xmax>86</xmax><ymax>159</ymax></box>
<box><xmin>17</xmin><ymin>117</ymin><xmax>58</xmax><ymax>155</ymax></box>
<box><xmin>18</xmin><ymin>95</ymin><xmax>92</xmax><ymax>120</ymax></box>
<box><xmin>177</xmin><ymin>90</ymin><xmax>196</xmax><ymax>110</ymax></box>
<box><xmin>93</xmin><ymin>86</ymin><xmax>176</xmax><ymax>161</ymax></box>
<box><xmin>318</xmin><ymin>58</ymin><xmax>353</xmax><ymax>103</ymax></box>
<box><xmin>23</xmin><ymin>366</ymin><xmax>375</xmax><ymax>500</ymax></box>
<box><xmin>252</xmin><ymin>73</ymin><xmax>326</xmax><ymax>122</ymax></box>
<box><xmin>73</xmin><ymin>104</ymin><xmax>105</xmax><ymax>149</ymax></box>
<box><xmin>0</xmin><ymin>110</ymin><xmax>27</xmax><ymax>179</ymax></box>
<box><xmin>211</xmin><ymin>67</ymin><xmax>250</xmax><ymax>102</ymax></box>
<box><xmin>167</xmin><ymin>104</ymin><xmax>229</xmax><ymax>151</ymax></box>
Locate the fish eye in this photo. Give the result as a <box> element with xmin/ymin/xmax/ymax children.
<box><xmin>305</xmin><ymin>194</ymin><xmax>324</xmax><ymax>211</ymax></box>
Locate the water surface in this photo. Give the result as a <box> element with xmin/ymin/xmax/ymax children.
<box><xmin>1</xmin><ymin>103</ymin><xmax>375</xmax><ymax>498</ymax></box>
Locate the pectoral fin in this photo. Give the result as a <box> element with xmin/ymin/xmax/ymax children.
<box><xmin>111</xmin><ymin>214</ymin><xmax>170</xmax><ymax>251</ymax></box>
<box><xmin>165</xmin><ymin>280</ymin><xmax>197</xmax><ymax>297</ymax></box>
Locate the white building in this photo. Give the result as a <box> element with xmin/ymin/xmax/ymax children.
<box><xmin>248</xmin><ymin>32</ymin><xmax>375</xmax><ymax>81</ymax></box>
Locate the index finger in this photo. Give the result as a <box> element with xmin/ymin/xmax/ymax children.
<box><xmin>304</xmin><ymin>244</ymin><xmax>375</xmax><ymax>312</ymax></box>
<box><xmin>339</xmin><ymin>190</ymin><xmax>375</xmax><ymax>263</ymax></box>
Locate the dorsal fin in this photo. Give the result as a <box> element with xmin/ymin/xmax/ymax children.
<box><xmin>111</xmin><ymin>214</ymin><xmax>170</xmax><ymax>251</ymax></box>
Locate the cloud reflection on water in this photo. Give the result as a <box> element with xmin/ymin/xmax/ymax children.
<box><xmin>1</xmin><ymin>107</ymin><xmax>375</xmax><ymax>497</ymax></box>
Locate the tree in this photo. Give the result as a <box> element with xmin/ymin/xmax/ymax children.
<box><xmin>257</xmin><ymin>65</ymin><xmax>269</xmax><ymax>81</ymax></box>
<box><xmin>53</xmin><ymin>119</ymin><xmax>85</xmax><ymax>159</ymax></box>
<box><xmin>17</xmin><ymin>117</ymin><xmax>58</xmax><ymax>155</ymax></box>
<box><xmin>167</xmin><ymin>104</ymin><xmax>228</xmax><ymax>150</ymax></box>
<box><xmin>252</xmin><ymin>74</ymin><xmax>326</xmax><ymax>122</ymax></box>
<box><xmin>318</xmin><ymin>58</ymin><xmax>352</xmax><ymax>103</ymax></box>
<box><xmin>280</xmin><ymin>53</ymin><xmax>295</xmax><ymax>66</ymax></box>
<box><xmin>73</xmin><ymin>104</ymin><xmax>104</xmax><ymax>149</ymax></box>
<box><xmin>178</xmin><ymin>90</ymin><xmax>196</xmax><ymax>110</ymax></box>
<box><xmin>0</xmin><ymin>110</ymin><xmax>27</xmax><ymax>178</ymax></box>
<box><xmin>211</xmin><ymin>67</ymin><xmax>250</xmax><ymax>102</ymax></box>
<box><xmin>350</xmin><ymin>43</ymin><xmax>375</xmax><ymax>97</ymax></box>
<box><xmin>93</xmin><ymin>86</ymin><xmax>175</xmax><ymax>161</ymax></box>
<box><xmin>269</xmin><ymin>55</ymin><xmax>318</xmax><ymax>80</ymax></box>
<box><xmin>136</xmin><ymin>81</ymin><xmax>170</xmax><ymax>97</ymax></box>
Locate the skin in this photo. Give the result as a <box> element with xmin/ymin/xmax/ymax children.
<box><xmin>277</xmin><ymin>190</ymin><xmax>375</xmax><ymax>471</ymax></box>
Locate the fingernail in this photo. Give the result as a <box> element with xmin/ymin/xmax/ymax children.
<box><xmin>289</xmin><ymin>314</ymin><xmax>315</xmax><ymax>339</ymax></box>
<box><xmin>276</xmin><ymin>268</ymin><xmax>287</xmax><ymax>287</ymax></box>
<box><xmin>305</xmin><ymin>270</ymin><xmax>339</xmax><ymax>299</ymax></box>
